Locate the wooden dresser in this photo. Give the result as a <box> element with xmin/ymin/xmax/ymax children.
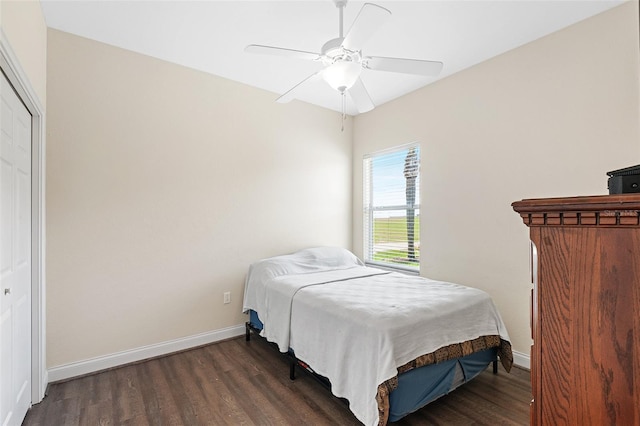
<box><xmin>512</xmin><ymin>194</ymin><xmax>640</xmax><ymax>426</ymax></box>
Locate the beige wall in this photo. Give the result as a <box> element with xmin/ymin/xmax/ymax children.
<box><xmin>352</xmin><ymin>2</ymin><xmax>640</xmax><ymax>358</ymax></box>
<box><xmin>46</xmin><ymin>29</ymin><xmax>352</xmax><ymax>368</ymax></box>
<box><xmin>1</xmin><ymin>0</ymin><xmax>47</xmax><ymax>105</ymax></box>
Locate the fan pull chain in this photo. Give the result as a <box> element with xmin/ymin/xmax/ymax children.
<box><xmin>341</xmin><ymin>90</ymin><xmax>346</xmax><ymax>132</ymax></box>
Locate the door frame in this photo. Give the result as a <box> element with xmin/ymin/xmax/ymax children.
<box><xmin>0</xmin><ymin>30</ymin><xmax>47</xmax><ymax>404</ymax></box>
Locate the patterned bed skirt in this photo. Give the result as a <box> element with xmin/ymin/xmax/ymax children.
<box><xmin>375</xmin><ymin>335</ymin><xmax>514</xmax><ymax>425</ymax></box>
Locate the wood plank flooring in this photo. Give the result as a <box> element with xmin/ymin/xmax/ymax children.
<box><xmin>23</xmin><ymin>336</ymin><xmax>531</xmax><ymax>425</ymax></box>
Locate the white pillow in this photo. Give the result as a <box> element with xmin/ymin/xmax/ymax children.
<box><xmin>242</xmin><ymin>247</ymin><xmax>363</xmax><ymax>313</ymax></box>
<box><xmin>251</xmin><ymin>246</ymin><xmax>362</xmax><ymax>282</ymax></box>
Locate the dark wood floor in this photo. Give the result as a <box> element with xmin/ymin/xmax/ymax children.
<box><xmin>24</xmin><ymin>336</ymin><xmax>531</xmax><ymax>425</ymax></box>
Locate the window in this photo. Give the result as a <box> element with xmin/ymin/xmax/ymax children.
<box><xmin>363</xmin><ymin>144</ymin><xmax>420</xmax><ymax>271</ymax></box>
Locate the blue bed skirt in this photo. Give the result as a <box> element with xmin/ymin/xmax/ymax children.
<box><xmin>247</xmin><ymin>310</ymin><xmax>496</xmax><ymax>422</ymax></box>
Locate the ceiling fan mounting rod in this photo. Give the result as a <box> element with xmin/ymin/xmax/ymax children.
<box><xmin>334</xmin><ymin>0</ymin><xmax>348</xmax><ymax>38</ymax></box>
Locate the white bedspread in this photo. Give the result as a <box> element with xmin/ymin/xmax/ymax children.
<box><xmin>242</xmin><ymin>249</ymin><xmax>510</xmax><ymax>426</ymax></box>
<box><xmin>252</xmin><ymin>267</ymin><xmax>389</xmax><ymax>352</ymax></box>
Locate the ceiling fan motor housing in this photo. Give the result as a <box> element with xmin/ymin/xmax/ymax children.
<box><xmin>321</xmin><ymin>37</ymin><xmax>361</xmax><ymax>66</ymax></box>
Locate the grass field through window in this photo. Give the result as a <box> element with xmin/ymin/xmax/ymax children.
<box><xmin>372</xmin><ymin>215</ymin><xmax>420</xmax><ymax>267</ymax></box>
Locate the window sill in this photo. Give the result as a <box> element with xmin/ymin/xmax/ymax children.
<box><xmin>364</xmin><ymin>261</ymin><xmax>420</xmax><ymax>276</ymax></box>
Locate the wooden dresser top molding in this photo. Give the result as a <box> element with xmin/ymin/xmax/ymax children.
<box><xmin>512</xmin><ymin>194</ymin><xmax>640</xmax><ymax>227</ymax></box>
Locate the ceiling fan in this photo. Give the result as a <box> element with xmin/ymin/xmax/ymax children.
<box><xmin>245</xmin><ymin>0</ymin><xmax>444</xmax><ymax>115</ymax></box>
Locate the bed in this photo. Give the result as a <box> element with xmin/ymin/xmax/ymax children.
<box><xmin>242</xmin><ymin>247</ymin><xmax>513</xmax><ymax>425</ymax></box>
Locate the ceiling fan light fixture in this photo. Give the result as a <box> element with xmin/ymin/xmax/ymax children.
<box><xmin>323</xmin><ymin>60</ymin><xmax>362</xmax><ymax>92</ymax></box>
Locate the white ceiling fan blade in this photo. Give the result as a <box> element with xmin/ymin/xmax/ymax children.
<box><xmin>342</xmin><ymin>3</ymin><xmax>391</xmax><ymax>52</ymax></box>
<box><xmin>348</xmin><ymin>77</ymin><xmax>375</xmax><ymax>113</ymax></box>
<box><xmin>366</xmin><ymin>56</ymin><xmax>444</xmax><ymax>76</ymax></box>
<box><xmin>276</xmin><ymin>71</ymin><xmax>322</xmax><ymax>103</ymax></box>
<box><xmin>245</xmin><ymin>44</ymin><xmax>321</xmax><ymax>61</ymax></box>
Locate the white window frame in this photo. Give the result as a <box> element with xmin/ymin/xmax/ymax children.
<box><xmin>363</xmin><ymin>143</ymin><xmax>420</xmax><ymax>274</ymax></box>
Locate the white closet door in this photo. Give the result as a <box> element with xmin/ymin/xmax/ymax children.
<box><xmin>0</xmin><ymin>71</ymin><xmax>32</xmax><ymax>426</ymax></box>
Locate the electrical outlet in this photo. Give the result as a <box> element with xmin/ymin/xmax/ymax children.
<box><xmin>223</xmin><ymin>291</ymin><xmax>231</xmax><ymax>304</ymax></box>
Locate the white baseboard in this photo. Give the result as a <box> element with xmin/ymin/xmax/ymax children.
<box><xmin>48</xmin><ymin>324</ymin><xmax>531</xmax><ymax>383</ymax></box>
<box><xmin>511</xmin><ymin>349</ymin><xmax>530</xmax><ymax>370</ymax></box>
<box><xmin>47</xmin><ymin>323</ymin><xmax>246</xmax><ymax>383</ymax></box>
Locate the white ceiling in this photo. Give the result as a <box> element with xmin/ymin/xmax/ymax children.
<box><xmin>40</xmin><ymin>0</ymin><xmax>625</xmax><ymax>116</ymax></box>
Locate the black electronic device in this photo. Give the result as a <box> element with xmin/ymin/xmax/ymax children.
<box><xmin>607</xmin><ymin>164</ymin><xmax>640</xmax><ymax>194</ymax></box>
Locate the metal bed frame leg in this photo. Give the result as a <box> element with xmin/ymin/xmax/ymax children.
<box><xmin>246</xmin><ymin>320</ymin><xmax>298</xmax><ymax>380</ymax></box>
<box><xmin>289</xmin><ymin>358</ymin><xmax>296</xmax><ymax>380</ymax></box>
